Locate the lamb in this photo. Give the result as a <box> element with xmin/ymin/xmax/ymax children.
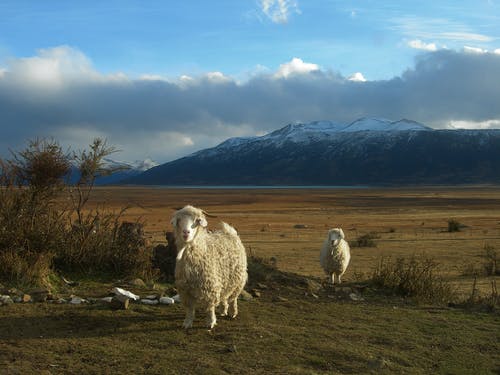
<box><xmin>320</xmin><ymin>228</ymin><xmax>351</xmax><ymax>285</ymax></box>
<box><xmin>171</xmin><ymin>205</ymin><xmax>247</xmax><ymax>329</ymax></box>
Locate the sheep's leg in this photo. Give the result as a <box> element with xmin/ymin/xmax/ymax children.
<box><xmin>207</xmin><ymin>305</ymin><xmax>217</xmax><ymax>329</ymax></box>
<box><xmin>228</xmin><ymin>297</ymin><xmax>238</xmax><ymax>319</ymax></box>
<box><xmin>182</xmin><ymin>301</ymin><xmax>195</xmax><ymax>329</ymax></box>
<box><xmin>330</xmin><ymin>273</ymin><xmax>336</xmax><ymax>285</ymax></box>
<box><xmin>336</xmin><ymin>274</ymin><xmax>342</xmax><ymax>284</ymax></box>
<box><xmin>220</xmin><ymin>300</ymin><xmax>229</xmax><ymax>316</ymax></box>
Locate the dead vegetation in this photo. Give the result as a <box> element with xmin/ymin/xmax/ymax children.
<box><xmin>0</xmin><ymin>139</ymin><xmax>154</xmax><ymax>288</ymax></box>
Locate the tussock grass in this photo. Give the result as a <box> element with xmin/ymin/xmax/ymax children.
<box><xmin>350</xmin><ymin>232</ymin><xmax>380</xmax><ymax>248</ymax></box>
<box><xmin>371</xmin><ymin>254</ymin><xmax>456</xmax><ymax>304</ymax></box>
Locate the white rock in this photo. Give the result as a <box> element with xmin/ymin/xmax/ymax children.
<box><xmin>349</xmin><ymin>293</ymin><xmax>365</xmax><ymax>302</ymax></box>
<box><xmin>101</xmin><ymin>297</ymin><xmax>113</xmax><ymax>303</ymax></box>
<box><xmin>0</xmin><ymin>295</ymin><xmax>13</xmax><ymax>305</ymax></box>
<box><xmin>171</xmin><ymin>294</ymin><xmax>181</xmax><ymax>303</ymax></box>
<box><xmin>140</xmin><ymin>298</ymin><xmax>159</xmax><ymax>305</ymax></box>
<box><xmin>112</xmin><ymin>287</ymin><xmax>140</xmax><ymax>301</ymax></box>
<box><xmin>145</xmin><ymin>295</ymin><xmax>157</xmax><ymax>300</ymax></box>
<box><xmin>159</xmin><ymin>296</ymin><xmax>175</xmax><ymax>305</ymax></box>
<box><xmin>69</xmin><ymin>296</ymin><xmax>86</xmax><ymax>304</ymax></box>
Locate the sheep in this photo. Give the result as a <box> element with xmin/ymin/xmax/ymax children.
<box><xmin>320</xmin><ymin>228</ymin><xmax>351</xmax><ymax>285</ymax></box>
<box><xmin>171</xmin><ymin>205</ymin><xmax>247</xmax><ymax>329</ymax></box>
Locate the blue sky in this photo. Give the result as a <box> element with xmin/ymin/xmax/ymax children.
<box><xmin>0</xmin><ymin>0</ymin><xmax>499</xmax><ymax>162</ymax></box>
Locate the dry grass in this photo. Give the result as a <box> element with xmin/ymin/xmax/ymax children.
<box><xmin>1</xmin><ymin>186</ymin><xmax>499</xmax><ymax>374</ymax></box>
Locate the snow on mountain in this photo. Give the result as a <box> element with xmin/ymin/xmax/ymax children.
<box><xmin>102</xmin><ymin>157</ymin><xmax>158</xmax><ymax>171</ymax></box>
<box><xmin>210</xmin><ymin>118</ymin><xmax>431</xmax><ymax>152</ymax></box>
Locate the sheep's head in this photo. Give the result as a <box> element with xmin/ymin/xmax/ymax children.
<box><xmin>328</xmin><ymin>228</ymin><xmax>345</xmax><ymax>247</ymax></box>
<box><xmin>171</xmin><ymin>205</ymin><xmax>209</xmax><ymax>244</ymax></box>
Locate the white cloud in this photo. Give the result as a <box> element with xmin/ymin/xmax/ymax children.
<box><xmin>260</xmin><ymin>0</ymin><xmax>300</xmax><ymax>24</ymax></box>
<box><xmin>274</xmin><ymin>57</ymin><xmax>319</xmax><ymax>78</ymax></box>
<box><xmin>391</xmin><ymin>17</ymin><xmax>494</xmax><ymax>43</ymax></box>
<box><xmin>447</xmin><ymin>119</ymin><xmax>500</xmax><ymax>129</ymax></box>
<box><xmin>463</xmin><ymin>46</ymin><xmax>488</xmax><ymax>54</ymax></box>
<box><xmin>2</xmin><ymin>45</ymin><xmax>127</xmax><ymax>89</ymax></box>
<box><xmin>348</xmin><ymin>72</ymin><xmax>367</xmax><ymax>82</ymax></box>
<box><xmin>495</xmin><ymin>49</ymin><xmax>500</xmax><ymax>55</ymax></box>
<box><xmin>205</xmin><ymin>71</ymin><xmax>231</xmax><ymax>83</ymax></box>
<box><xmin>408</xmin><ymin>39</ymin><xmax>438</xmax><ymax>51</ymax></box>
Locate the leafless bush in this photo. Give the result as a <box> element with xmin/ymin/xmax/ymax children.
<box><xmin>0</xmin><ymin>138</ymin><xmax>154</xmax><ymax>287</ymax></box>
<box><xmin>371</xmin><ymin>254</ymin><xmax>456</xmax><ymax>304</ymax></box>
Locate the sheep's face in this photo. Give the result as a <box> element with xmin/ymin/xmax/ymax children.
<box><xmin>171</xmin><ymin>211</ymin><xmax>207</xmax><ymax>244</ymax></box>
<box><xmin>328</xmin><ymin>228</ymin><xmax>345</xmax><ymax>246</ymax></box>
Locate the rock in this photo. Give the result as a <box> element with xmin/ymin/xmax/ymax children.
<box><xmin>251</xmin><ymin>289</ymin><xmax>261</xmax><ymax>298</ymax></box>
<box><xmin>159</xmin><ymin>296</ymin><xmax>175</xmax><ymax>305</ymax></box>
<box><xmin>140</xmin><ymin>298</ymin><xmax>159</xmax><ymax>305</ymax></box>
<box><xmin>100</xmin><ymin>296</ymin><xmax>113</xmax><ymax>303</ymax></box>
<box><xmin>21</xmin><ymin>294</ymin><xmax>32</xmax><ymax>303</ymax></box>
<box><xmin>110</xmin><ymin>295</ymin><xmax>130</xmax><ymax>310</ymax></box>
<box><xmin>0</xmin><ymin>295</ymin><xmax>14</xmax><ymax>305</ymax></box>
<box><xmin>112</xmin><ymin>287</ymin><xmax>140</xmax><ymax>301</ymax></box>
<box><xmin>69</xmin><ymin>296</ymin><xmax>86</xmax><ymax>304</ymax></box>
<box><xmin>239</xmin><ymin>290</ymin><xmax>253</xmax><ymax>301</ymax></box>
<box><xmin>171</xmin><ymin>294</ymin><xmax>181</xmax><ymax>303</ymax></box>
<box><xmin>30</xmin><ymin>288</ymin><xmax>50</xmax><ymax>302</ymax></box>
<box><xmin>145</xmin><ymin>295</ymin><xmax>157</xmax><ymax>300</ymax></box>
<box><xmin>130</xmin><ymin>278</ymin><xmax>146</xmax><ymax>287</ymax></box>
<box><xmin>349</xmin><ymin>293</ymin><xmax>365</xmax><ymax>302</ymax></box>
<box><xmin>257</xmin><ymin>283</ymin><xmax>268</xmax><ymax>289</ymax></box>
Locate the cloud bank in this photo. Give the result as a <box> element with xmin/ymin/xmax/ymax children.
<box><xmin>1</xmin><ymin>46</ymin><xmax>500</xmax><ymax>162</ymax></box>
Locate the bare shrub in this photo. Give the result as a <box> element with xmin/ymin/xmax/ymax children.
<box><xmin>447</xmin><ymin>219</ymin><xmax>462</xmax><ymax>232</ymax></box>
<box><xmin>371</xmin><ymin>255</ymin><xmax>456</xmax><ymax>304</ymax></box>
<box><xmin>350</xmin><ymin>232</ymin><xmax>379</xmax><ymax>248</ymax></box>
<box><xmin>483</xmin><ymin>244</ymin><xmax>498</xmax><ymax>276</ymax></box>
<box><xmin>0</xmin><ymin>138</ymin><xmax>154</xmax><ymax>287</ymax></box>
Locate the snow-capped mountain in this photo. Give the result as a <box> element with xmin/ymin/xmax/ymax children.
<box><xmin>125</xmin><ymin>118</ymin><xmax>500</xmax><ymax>186</ymax></box>
<box><xmin>70</xmin><ymin>158</ymin><xmax>158</xmax><ymax>185</ymax></box>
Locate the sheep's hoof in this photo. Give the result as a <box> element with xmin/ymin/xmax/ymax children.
<box><xmin>207</xmin><ymin>321</ymin><xmax>217</xmax><ymax>329</ymax></box>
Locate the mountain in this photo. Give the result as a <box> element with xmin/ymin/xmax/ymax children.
<box><xmin>69</xmin><ymin>158</ymin><xmax>158</xmax><ymax>185</ymax></box>
<box><xmin>124</xmin><ymin>118</ymin><xmax>500</xmax><ymax>186</ymax></box>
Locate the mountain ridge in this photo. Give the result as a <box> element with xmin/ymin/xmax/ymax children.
<box><xmin>124</xmin><ymin>118</ymin><xmax>500</xmax><ymax>186</ymax></box>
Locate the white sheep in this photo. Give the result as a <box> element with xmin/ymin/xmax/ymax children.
<box><xmin>171</xmin><ymin>205</ymin><xmax>247</xmax><ymax>329</ymax></box>
<box><xmin>320</xmin><ymin>228</ymin><xmax>351</xmax><ymax>285</ymax></box>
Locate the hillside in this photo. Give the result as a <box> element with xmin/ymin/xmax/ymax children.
<box><xmin>125</xmin><ymin>118</ymin><xmax>500</xmax><ymax>185</ymax></box>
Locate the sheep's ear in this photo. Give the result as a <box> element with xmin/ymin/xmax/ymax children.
<box><xmin>170</xmin><ymin>216</ymin><xmax>178</xmax><ymax>228</ymax></box>
<box><xmin>198</xmin><ymin>217</ymin><xmax>208</xmax><ymax>227</ymax></box>
<box><xmin>338</xmin><ymin>228</ymin><xmax>345</xmax><ymax>239</ymax></box>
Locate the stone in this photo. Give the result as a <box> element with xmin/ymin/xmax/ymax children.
<box><xmin>0</xmin><ymin>295</ymin><xmax>14</xmax><ymax>305</ymax></box>
<box><xmin>21</xmin><ymin>294</ymin><xmax>31</xmax><ymax>303</ymax></box>
<box><xmin>257</xmin><ymin>283</ymin><xmax>268</xmax><ymax>289</ymax></box>
<box><xmin>140</xmin><ymin>298</ymin><xmax>159</xmax><ymax>305</ymax></box>
<box><xmin>100</xmin><ymin>297</ymin><xmax>113</xmax><ymax>303</ymax></box>
<box><xmin>145</xmin><ymin>295</ymin><xmax>157</xmax><ymax>300</ymax></box>
<box><xmin>112</xmin><ymin>287</ymin><xmax>140</xmax><ymax>301</ymax></box>
<box><xmin>159</xmin><ymin>296</ymin><xmax>175</xmax><ymax>305</ymax></box>
<box><xmin>251</xmin><ymin>289</ymin><xmax>261</xmax><ymax>298</ymax></box>
<box><xmin>171</xmin><ymin>294</ymin><xmax>181</xmax><ymax>303</ymax></box>
<box><xmin>110</xmin><ymin>295</ymin><xmax>130</xmax><ymax>310</ymax></box>
<box><xmin>239</xmin><ymin>290</ymin><xmax>253</xmax><ymax>301</ymax></box>
<box><xmin>349</xmin><ymin>293</ymin><xmax>365</xmax><ymax>302</ymax></box>
<box><xmin>69</xmin><ymin>296</ymin><xmax>86</xmax><ymax>304</ymax></box>
<box><xmin>30</xmin><ymin>288</ymin><xmax>50</xmax><ymax>302</ymax></box>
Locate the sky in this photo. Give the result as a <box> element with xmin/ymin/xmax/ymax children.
<box><xmin>0</xmin><ymin>0</ymin><xmax>499</xmax><ymax>163</ymax></box>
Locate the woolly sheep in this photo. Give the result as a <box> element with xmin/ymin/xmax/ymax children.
<box><xmin>171</xmin><ymin>205</ymin><xmax>247</xmax><ymax>329</ymax></box>
<box><xmin>320</xmin><ymin>228</ymin><xmax>351</xmax><ymax>284</ymax></box>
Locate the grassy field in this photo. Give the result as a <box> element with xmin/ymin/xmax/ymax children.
<box><xmin>1</xmin><ymin>186</ymin><xmax>499</xmax><ymax>374</ymax></box>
